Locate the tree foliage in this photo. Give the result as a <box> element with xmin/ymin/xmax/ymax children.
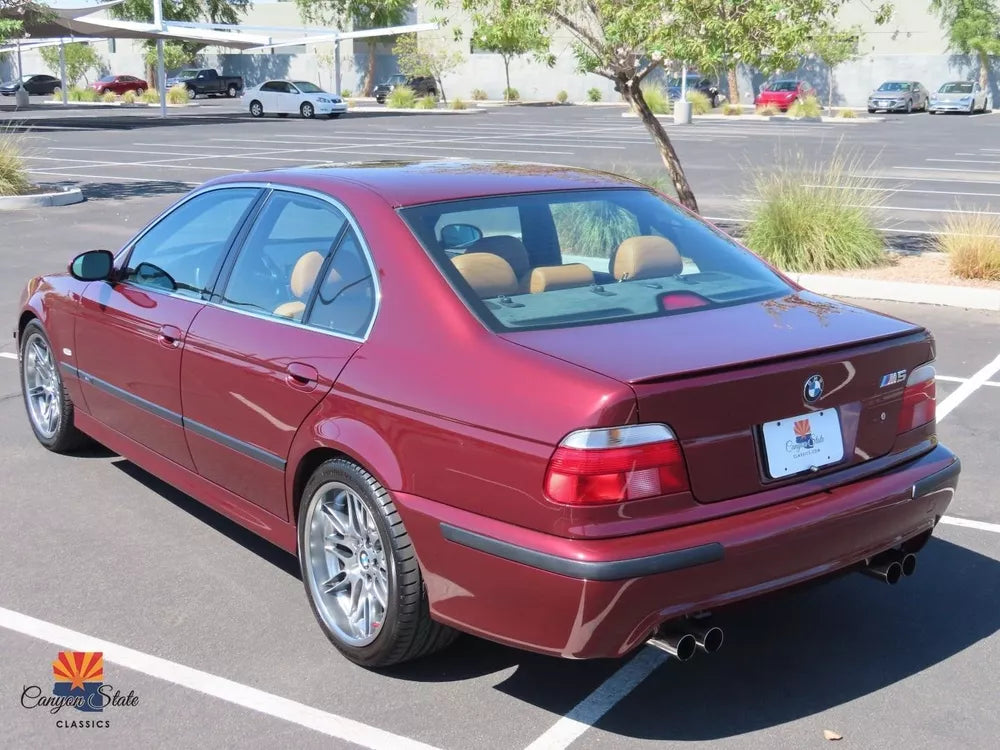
<box><xmin>931</xmin><ymin>0</ymin><xmax>1000</xmax><ymax>87</ymax></box>
<box><xmin>393</xmin><ymin>33</ymin><xmax>464</xmax><ymax>103</ymax></box>
<box><xmin>1</xmin><ymin>0</ymin><xmax>53</xmax><ymax>45</ymax></box>
<box><xmin>810</xmin><ymin>27</ymin><xmax>861</xmax><ymax>114</ymax></box>
<box><xmin>39</xmin><ymin>42</ymin><xmax>104</xmax><ymax>86</ymax></box>
<box><xmin>468</xmin><ymin>2</ymin><xmax>551</xmax><ymax>100</ymax></box>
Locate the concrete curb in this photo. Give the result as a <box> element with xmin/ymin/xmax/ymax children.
<box><xmin>41</xmin><ymin>101</ymin><xmax>197</xmax><ymax>109</ymax></box>
<box><xmin>621</xmin><ymin>111</ymin><xmax>884</xmax><ymax>124</ymax></box>
<box><xmin>788</xmin><ymin>272</ymin><xmax>1000</xmax><ymax>311</ymax></box>
<box><xmin>0</xmin><ymin>186</ymin><xmax>84</xmax><ymax>211</ymax></box>
<box><xmin>349</xmin><ymin>106</ymin><xmax>486</xmax><ymax>114</ymax></box>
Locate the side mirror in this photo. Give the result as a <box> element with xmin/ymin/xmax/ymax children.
<box><xmin>440</xmin><ymin>223</ymin><xmax>483</xmax><ymax>249</ymax></box>
<box><xmin>69</xmin><ymin>250</ymin><xmax>114</xmax><ymax>281</ymax></box>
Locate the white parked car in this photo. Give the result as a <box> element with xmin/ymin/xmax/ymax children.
<box><xmin>246</xmin><ymin>80</ymin><xmax>347</xmax><ymax>119</ymax></box>
<box><xmin>928</xmin><ymin>81</ymin><xmax>990</xmax><ymax>114</ymax></box>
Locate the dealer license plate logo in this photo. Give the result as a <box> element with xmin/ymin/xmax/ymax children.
<box><xmin>761</xmin><ymin>409</ymin><xmax>844</xmax><ymax>479</ymax></box>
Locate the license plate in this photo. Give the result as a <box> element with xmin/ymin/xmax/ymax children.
<box><xmin>878</xmin><ymin>100</ymin><xmax>889</xmax><ymax>106</ymax></box>
<box><xmin>760</xmin><ymin>409</ymin><xmax>844</xmax><ymax>479</ymax></box>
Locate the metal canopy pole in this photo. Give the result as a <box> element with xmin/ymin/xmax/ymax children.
<box><xmin>59</xmin><ymin>40</ymin><xmax>68</xmax><ymax>104</ymax></box>
<box><xmin>154</xmin><ymin>0</ymin><xmax>167</xmax><ymax>118</ymax></box>
<box><xmin>14</xmin><ymin>40</ymin><xmax>28</xmax><ymax>107</ymax></box>
<box><xmin>334</xmin><ymin>38</ymin><xmax>342</xmax><ymax>95</ymax></box>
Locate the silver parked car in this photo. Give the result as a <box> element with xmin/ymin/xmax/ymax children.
<box><xmin>929</xmin><ymin>81</ymin><xmax>990</xmax><ymax>114</ymax></box>
<box><xmin>867</xmin><ymin>81</ymin><xmax>929</xmax><ymax>113</ymax></box>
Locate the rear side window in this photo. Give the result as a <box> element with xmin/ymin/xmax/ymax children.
<box><xmin>305</xmin><ymin>229</ymin><xmax>377</xmax><ymax>338</ymax></box>
<box><xmin>399</xmin><ymin>188</ymin><xmax>790</xmax><ymax>332</ymax></box>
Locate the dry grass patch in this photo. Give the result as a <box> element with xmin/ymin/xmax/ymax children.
<box><xmin>0</xmin><ymin>127</ymin><xmax>32</xmax><ymax>197</ymax></box>
<box><xmin>937</xmin><ymin>211</ymin><xmax>1000</xmax><ymax>281</ymax></box>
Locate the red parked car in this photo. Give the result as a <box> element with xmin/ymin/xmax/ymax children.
<box><xmin>755</xmin><ymin>79</ymin><xmax>815</xmax><ymax>110</ymax></box>
<box><xmin>15</xmin><ymin>162</ymin><xmax>959</xmax><ymax>668</ymax></box>
<box><xmin>92</xmin><ymin>74</ymin><xmax>148</xmax><ymax>96</ymax></box>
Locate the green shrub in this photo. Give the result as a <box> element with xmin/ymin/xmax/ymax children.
<box><xmin>450</xmin><ymin>98</ymin><xmax>468</xmax><ymax>110</ymax></box>
<box><xmin>50</xmin><ymin>89</ymin><xmax>63</xmax><ymax>101</ymax></box>
<box><xmin>755</xmin><ymin>103</ymin><xmax>779</xmax><ymax>116</ymax></box>
<box><xmin>122</xmin><ymin>90</ymin><xmax>137</xmax><ymax>104</ymax></box>
<box><xmin>556</xmin><ymin>90</ymin><xmax>568</xmax><ymax>103</ymax></box>
<box><xmin>587</xmin><ymin>87</ymin><xmax>602</xmax><ymax>102</ymax></box>
<box><xmin>503</xmin><ymin>87</ymin><xmax>519</xmax><ymax>101</ymax></box>
<box><xmin>141</xmin><ymin>88</ymin><xmax>160</xmax><ymax>104</ymax></box>
<box><xmin>788</xmin><ymin>95</ymin><xmax>822</xmax><ymax>118</ymax></box>
<box><xmin>836</xmin><ymin>108</ymin><xmax>858</xmax><ymax>118</ymax></box>
<box><xmin>101</xmin><ymin>90</ymin><xmax>118</xmax><ymax>103</ymax></box>
<box><xmin>386</xmin><ymin>86</ymin><xmax>417</xmax><ymax>108</ymax></box>
<box><xmin>640</xmin><ymin>84</ymin><xmax>671</xmax><ymax>114</ymax></box>
<box><xmin>686</xmin><ymin>90</ymin><xmax>712</xmax><ymax>115</ymax></box>
<box><xmin>722</xmin><ymin>102</ymin><xmax>743</xmax><ymax>116</ymax></box>
<box><xmin>742</xmin><ymin>150</ymin><xmax>887</xmax><ymax>272</ymax></box>
<box><xmin>0</xmin><ymin>127</ymin><xmax>31</xmax><ymax>197</ymax></box>
<box><xmin>938</xmin><ymin>211</ymin><xmax>1000</xmax><ymax>281</ymax></box>
<box><xmin>415</xmin><ymin>95</ymin><xmax>437</xmax><ymax>110</ymax></box>
<box><xmin>68</xmin><ymin>87</ymin><xmax>98</xmax><ymax>102</ymax></box>
<box><xmin>341</xmin><ymin>88</ymin><xmax>352</xmax><ymax>98</ymax></box>
<box><xmin>603</xmin><ymin>164</ymin><xmax>680</xmax><ymax>202</ymax></box>
<box><xmin>471</xmin><ymin>88</ymin><xmax>488</xmax><ymax>100</ymax></box>
<box><xmin>167</xmin><ymin>84</ymin><xmax>189</xmax><ymax>105</ymax></box>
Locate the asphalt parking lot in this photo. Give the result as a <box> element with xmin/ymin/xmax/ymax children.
<box><xmin>1</xmin><ymin>102</ymin><xmax>999</xmax><ymax>749</ymax></box>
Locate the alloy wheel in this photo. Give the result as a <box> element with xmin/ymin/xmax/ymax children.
<box><xmin>22</xmin><ymin>333</ymin><xmax>60</xmax><ymax>439</ymax></box>
<box><xmin>304</xmin><ymin>481</ymin><xmax>389</xmax><ymax>646</ymax></box>
<box><xmin>301</xmin><ymin>102</ymin><xmax>314</xmax><ymax>119</ymax></box>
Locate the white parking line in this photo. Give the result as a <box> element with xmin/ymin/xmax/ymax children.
<box><xmin>937</xmin><ymin>353</ymin><xmax>1000</xmax><ymax>421</ymax></box>
<box><xmin>0</xmin><ymin>352</ymin><xmax>16</xmax><ymax>360</ymax></box>
<box><xmin>0</xmin><ymin>606</ymin><xmax>441</xmax><ymax>750</ymax></box>
<box><xmin>936</xmin><ymin>375</ymin><xmax>1000</xmax><ymax>388</ymax></box>
<box><xmin>939</xmin><ymin>516</ymin><xmax>1000</xmax><ymax>534</ymax></box>
<box><xmin>523</xmin><ymin>647</ymin><xmax>667</xmax><ymax>750</ymax></box>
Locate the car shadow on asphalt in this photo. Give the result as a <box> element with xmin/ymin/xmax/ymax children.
<box><xmin>110</xmin><ymin>458</ymin><xmax>300</xmax><ymax>579</ymax></box>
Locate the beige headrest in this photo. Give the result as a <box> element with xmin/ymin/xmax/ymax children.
<box><xmin>453</xmin><ymin>253</ymin><xmax>518</xmax><ymax>298</ymax></box>
<box><xmin>290</xmin><ymin>251</ymin><xmax>325</xmax><ymax>298</ymax></box>
<box><xmin>465</xmin><ymin>235</ymin><xmax>530</xmax><ymax>279</ymax></box>
<box><xmin>613</xmin><ymin>236</ymin><xmax>682</xmax><ymax>281</ymax></box>
<box><xmin>529</xmin><ymin>263</ymin><xmax>595</xmax><ymax>294</ymax></box>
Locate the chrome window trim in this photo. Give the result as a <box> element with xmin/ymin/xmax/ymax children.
<box><xmin>113</xmin><ymin>181</ymin><xmax>381</xmax><ymax>343</ymax></box>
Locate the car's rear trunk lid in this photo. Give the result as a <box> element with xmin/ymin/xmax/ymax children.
<box><xmin>503</xmin><ymin>292</ymin><xmax>933</xmax><ymax>503</ymax></box>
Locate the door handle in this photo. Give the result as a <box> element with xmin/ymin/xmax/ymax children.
<box><xmin>286</xmin><ymin>362</ymin><xmax>319</xmax><ymax>391</ymax></box>
<box><xmin>158</xmin><ymin>324</ymin><xmax>183</xmax><ymax>348</ymax></box>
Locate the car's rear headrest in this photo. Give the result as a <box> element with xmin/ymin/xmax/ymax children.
<box><xmin>612</xmin><ymin>236</ymin><xmax>683</xmax><ymax>281</ymax></box>
<box><xmin>529</xmin><ymin>263</ymin><xmax>595</xmax><ymax>294</ymax></box>
<box><xmin>465</xmin><ymin>235</ymin><xmax>530</xmax><ymax>279</ymax></box>
<box><xmin>290</xmin><ymin>251</ymin><xmax>325</xmax><ymax>298</ymax></box>
<box><xmin>453</xmin><ymin>253</ymin><xmax>518</xmax><ymax>298</ymax></box>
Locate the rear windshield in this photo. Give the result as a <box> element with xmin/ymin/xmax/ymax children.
<box><xmin>399</xmin><ymin>189</ymin><xmax>790</xmax><ymax>332</ymax></box>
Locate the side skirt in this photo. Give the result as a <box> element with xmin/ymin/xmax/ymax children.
<box><xmin>74</xmin><ymin>411</ymin><xmax>298</xmax><ymax>554</ymax></box>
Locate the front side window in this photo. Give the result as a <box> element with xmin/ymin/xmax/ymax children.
<box><xmin>219</xmin><ymin>191</ymin><xmax>351</xmax><ymax>322</ymax></box>
<box><xmin>123</xmin><ymin>188</ymin><xmax>259</xmax><ymax>298</ymax></box>
<box><xmin>400</xmin><ymin>189</ymin><xmax>791</xmax><ymax>332</ymax></box>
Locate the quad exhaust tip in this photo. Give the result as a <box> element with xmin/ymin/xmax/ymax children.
<box><xmin>862</xmin><ymin>550</ymin><xmax>919</xmax><ymax>585</ymax></box>
<box><xmin>901</xmin><ymin>553</ymin><xmax>917</xmax><ymax>577</ymax></box>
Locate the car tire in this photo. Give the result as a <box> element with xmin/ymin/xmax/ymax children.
<box><xmin>249</xmin><ymin>100</ymin><xmax>264</xmax><ymax>117</ymax></box>
<box><xmin>19</xmin><ymin>321</ymin><xmax>89</xmax><ymax>453</ymax></box>
<box><xmin>135</xmin><ymin>88</ymin><xmax>144</xmax><ymax>96</ymax></box>
<box><xmin>227</xmin><ymin>85</ymin><xmax>238</xmax><ymax>98</ymax></box>
<box><xmin>298</xmin><ymin>458</ymin><xmax>458</xmax><ymax>667</ymax></box>
<box><xmin>300</xmin><ymin>102</ymin><xmax>315</xmax><ymax>119</ymax></box>
<box><xmin>868</xmin><ymin>108</ymin><xmax>876</xmax><ymax>113</ymax></box>
<box><xmin>187</xmin><ymin>87</ymin><xmax>196</xmax><ymax>100</ymax></box>
<box><xmin>968</xmin><ymin>101</ymin><xmax>974</xmax><ymax>114</ymax></box>
<box><xmin>906</xmin><ymin>99</ymin><xmax>912</xmax><ymax>114</ymax></box>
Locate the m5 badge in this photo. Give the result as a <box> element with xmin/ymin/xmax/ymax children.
<box><xmin>879</xmin><ymin>370</ymin><xmax>907</xmax><ymax>388</ymax></box>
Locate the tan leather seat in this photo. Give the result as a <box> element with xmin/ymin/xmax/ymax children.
<box><xmin>612</xmin><ymin>236</ymin><xmax>683</xmax><ymax>281</ymax></box>
<box><xmin>452</xmin><ymin>253</ymin><xmax>518</xmax><ymax>298</ymax></box>
<box><xmin>274</xmin><ymin>250</ymin><xmax>324</xmax><ymax>320</ymax></box>
<box><xmin>529</xmin><ymin>263</ymin><xmax>595</xmax><ymax>293</ymax></box>
<box><xmin>465</xmin><ymin>235</ymin><xmax>533</xmax><ymax>291</ymax></box>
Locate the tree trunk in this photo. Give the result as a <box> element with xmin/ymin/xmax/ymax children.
<box><xmin>364</xmin><ymin>42</ymin><xmax>377</xmax><ymax>97</ymax></box>
<box><xmin>437</xmin><ymin>76</ymin><xmax>447</xmax><ymax>104</ymax></box>
<box><xmin>978</xmin><ymin>48</ymin><xmax>989</xmax><ymax>90</ymax></box>
<box><xmin>726</xmin><ymin>66</ymin><xmax>740</xmax><ymax>106</ymax></box>
<box><xmin>503</xmin><ymin>56</ymin><xmax>511</xmax><ymax>100</ymax></box>
<box><xmin>623</xmin><ymin>80</ymin><xmax>699</xmax><ymax>213</ymax></box>
<box><xmin>828</xmin><ymin>65</ymin><xmax>834</xmax><ymax>115</ymax></box>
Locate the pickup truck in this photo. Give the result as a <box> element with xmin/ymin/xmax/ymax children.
<box><xmin>166</xmin><ymin>68</ymin><xmax>244</xmax><ymax>99</ymax></box>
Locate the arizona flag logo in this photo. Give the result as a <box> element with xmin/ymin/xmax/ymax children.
<box><xmin>52</xmin><ymin>652</ymin><xmax>104</xmax><ymax>713</ymax></box>
<box><xmin>794</xmin><ymin>419</ymin><xmax>814</xmax><ymax>448</ymax></box>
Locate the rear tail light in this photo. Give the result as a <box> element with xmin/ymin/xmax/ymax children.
<box><xmin>543</xmin><ymin>424</ymin><xmax>690</xmax><ymax>506</ymax></box>
<box><xmin>897</xmin><ymin>363</ymin><xmax>936</xmax><ymax>433</ymax></box>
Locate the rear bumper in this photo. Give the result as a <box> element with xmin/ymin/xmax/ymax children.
<box><xmin>395</xmin><ymin>444</ymin><xmax>959</xmax><ymax>659</ymax></box>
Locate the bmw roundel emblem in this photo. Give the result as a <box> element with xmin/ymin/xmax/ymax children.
<box><xmin>804</xmin><ymin>374</ymin><xmax>824</xmax><ymax>403</ymax></box>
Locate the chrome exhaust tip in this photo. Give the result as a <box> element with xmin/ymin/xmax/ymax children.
<box><xmin>861</xmin><ymin>559</ymin><xmax>903</xmax><ymax>585</ymax></box>
<box><xmin>900</xmin><ymin>553</ymin><xmax>917</xmax><ymax>577</ymax></box>
<box><xmin>648</xmin><ymin>630</ymin><xmax>698</xmax><ymax>662</ymax></box>
<box><xmin>689</xmin><ymin>622</ymin><xmax>725</xmax><ymax>654</ymax></box>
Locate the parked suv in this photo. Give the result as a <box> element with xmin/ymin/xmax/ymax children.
<box><xmin>374</xmin><ymin>74</ymin><xmax>437</xmax><ymax>103</ymax></box>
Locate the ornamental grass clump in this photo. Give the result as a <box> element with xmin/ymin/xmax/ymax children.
<box><xmin>386</xmin><ymin>86</ymin><xmax>417</xmax><ymax>108</ymax></box>
<box><xmin>0</xmin><ymin>127</ymin><xmax>31</xmax><ymax>197</ymax></box>
<box><xmin>937</xmin><ymin>211</ymin><xmax>1000</xmax><ymax>281</ymax></box>
<box><xmin>743</xmin><ymin>149</ymin><xmax>887</xmax><ymax>272</ymax></box>
<box><xmin>415</xmin><ymin>95</ymin><xmax>437</xmax><ymax>109</ymax></box>
<box><xmin>686</xmin><ymin>90</ymin><xmax>712</xmax><ymax>114</ymax></box>
<box><xmin>167</xmin><ymin>84</ymin><xmax>189</xmax><ymax>105</ymax></box>
<box><xmin>639</xmin><ymin>84</ymin><xmax>670</xmax><ymax>114</ymax></box>
<box><xmin>788</xmin><ymin>95</ymin><xmax>823</xmax><ymax>118</ymax></box>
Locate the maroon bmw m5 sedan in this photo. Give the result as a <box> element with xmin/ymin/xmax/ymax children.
<box><xmin>15</xmin><ymin>161</ymin><xmax>959</xmax><ymax>667</ymax></box>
